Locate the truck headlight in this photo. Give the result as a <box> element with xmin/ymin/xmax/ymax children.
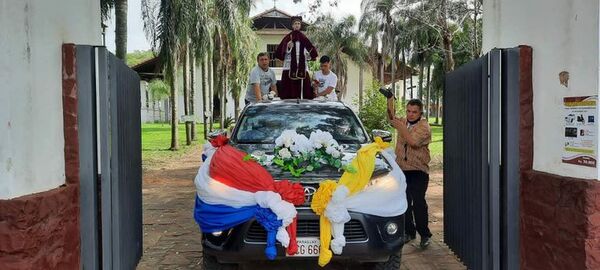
<box><xmin>386</xmin><ymin>222</ymin><xmax>398</xmax><ymax>235</ymax></box>
<box><xmin>211</xmin><ymin>231</ymin><xmax>223</xmax><ymax>237</ymax></box>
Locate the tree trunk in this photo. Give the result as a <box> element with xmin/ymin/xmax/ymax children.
<box><xmin>426</xmin><ymin>64</ymin><xmax>431</xmax><ymax>119</ymax></box>
<box><xmin>402</xmin><ymin>49</ymin><xmax>407</xmax><ymax>104</ymax></box>
<box><xmin>183</xmin><ymin>43</ymin><xmax>191</xmax><ymax>146</ymax></box>
<box><xmin>190</xmin><ymin>50</ymin><xmax>197</xmax><ymax>141</ymax></box>
<box><xmin>435</xmin><ymin>88</ymin><xmax>440</xmax><ymax>124</ymax></box>
<box><xmin>115</xmin><ymin>0</ymin><xmax>127</xmax><ymax>61</ymax></box>
<box><xmin>221</xmin><ymin>62</ymin><xmax>227</xmax><ymax>129</ymax></box>
<box><xmin>170</xmin><ymin>69</ymin><xmax>179</xmax><ymax>150</ymax></box>
<box><xmin>440</xmin><ymin>0</ymin><xmax>455</xmax><ymax>72</ymax></box>
<box><xmin>473</xmin><ymin>0</ymin><xmax>481</xmax><ymax>59</ymax></box>
<box><xmin>209</xmin><ymin>51</ymin><xmax>214</xmax><ymax>132</ymax></box>
<box><xmin>358</xmin><ymin>66</ymin><xmax>364</xmax><ymax>110</ymax></box>
<box><xmin>418</xmin><ymin>61</ymin><xmax>424</xmax><ymax>100</ymax></box>
<box><xmin>379</xmin><ymin>54</ymin><xmax>384</xmax><ymax>84</ymax></box>
<box><xmin>234</xmin><ymin>97</ymin><xmax>240</xmax><ymax>122</ymax></box>
<box><xmin>391</xmin><ymin>40</ymin><xmax>396</xmax><ymax>97</ymax></box>
<box><xmin>202</xmin><ymin>56</ymin><xmax>208</xmax><ymax>140</ymax></box>
<box><xmin>442</xmin><ymin>32</ymin><xmax>455</xmax><ymax>72</ymax></box>
<box><xmin>152</xmin><ymin>100</ymin><xmax>156</xmax><ymax>123</ymax></box>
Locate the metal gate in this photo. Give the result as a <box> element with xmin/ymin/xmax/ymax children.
<box><xmin>77</xmin><ymin>46</ymin><xmax>143</xmax><ymax>270</ymax></box>
<box><xmin>444</xmin><ymin>48</ymin><xmax>521</xmax><ymax>270</ymax></box>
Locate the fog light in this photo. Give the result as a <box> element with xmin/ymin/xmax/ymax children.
<box><xmin>211</xmin><ymin>231</ymin><xmax>223</xmax><ymax>237</ymax></box>
<box><xmin>386</xmin><ymin>222</ymin><xmax>398</xmax><ymax>235</ymax></box>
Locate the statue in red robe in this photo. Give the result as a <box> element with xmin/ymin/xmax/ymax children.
<box><xmin>275</xmin><ymin>16</ymin><xmax>318</xmax><ymax>99</ymax></box>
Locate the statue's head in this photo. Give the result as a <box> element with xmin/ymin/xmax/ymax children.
<box><xmin>291</xmin><ymin>16</ymin><xmax>302</xmax><ymax>31</ymax></box>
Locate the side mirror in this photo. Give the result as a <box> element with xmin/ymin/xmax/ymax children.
<box><xmin>208</xmin><ymin>129</ymin><xmax>228</xmax><ymax>140</ymax></box>
<box><xmin>372</xmin><ymin>129</ymin><xmax>392</xmax><ymax>142</ymax></box>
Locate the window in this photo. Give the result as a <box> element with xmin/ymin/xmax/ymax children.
<box><xmin>267</xmin><ymin>44</ymin><xmax>283</xmax><ymax>67</ymax></box>
<box><xmin>234</xmin><ymin>105</ymin><xmax>369</xmax><ymax>144</ymax></box>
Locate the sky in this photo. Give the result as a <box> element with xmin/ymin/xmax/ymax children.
<box><xmin>105</xmin><ymin>0</ymin><xmax>364</xmax><ymax>53</ymax></box>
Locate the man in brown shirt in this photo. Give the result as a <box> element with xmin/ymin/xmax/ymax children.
<box><xmin>390</xmin><ymin>99</ymin><xmax>432</xmax><ymax>249</ymax></box>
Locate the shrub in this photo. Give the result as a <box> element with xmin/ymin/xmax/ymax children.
<box><xmin>355</xmin><ymin>82</ymin><xmax>405</xmax><ymax>133</ymax></box>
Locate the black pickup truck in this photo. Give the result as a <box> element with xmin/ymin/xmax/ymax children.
<box><xmin>202</xmin><ymin>100</ymin><xmax>405</xmax><ymax>270</ymax></box>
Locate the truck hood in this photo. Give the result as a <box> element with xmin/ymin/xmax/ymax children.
<box><xmin>232</xmin><ymin>143</ymin><xmax>392</xmax><ymax>183</ymax></box>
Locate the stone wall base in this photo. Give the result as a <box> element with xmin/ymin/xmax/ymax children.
<box><xmin>0</xmin><ymin>185</ymin><xmax>80</xmax><ymax>269</ymax></box>
<box><xmin>521</xmin><ymin>170</ymin><xmax>600</xmax><ymax>270</ymax></box>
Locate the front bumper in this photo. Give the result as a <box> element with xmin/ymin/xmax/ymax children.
<box><xmin>202</xmin><ymin>209</ymin><xmax>405</xmax><ymax>263</ymax></box>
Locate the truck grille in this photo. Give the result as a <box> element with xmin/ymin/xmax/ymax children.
<box><xmin>245</xmin><ymin>219</ymin><xmax>368</xmax><ymax>243</ymax></box>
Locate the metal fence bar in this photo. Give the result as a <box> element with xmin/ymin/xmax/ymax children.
<box><xmin>77</xmin><ymin>46</ymin><xmax>142</xmax><ymax>270</ymax></box>
<box><xmin>444</xmin><ymin>55</ymin><xmax>488</xmax><ymax>270</ymax></box>
<box><xmin>77</xmin><ymin>45</ymin><xmax>100</xmax><ymax>270</ymax></box>
<box><xmin>111</xmin><ymin>55</ymin><xmax>143</xmax><ymax>269</ymax></box>
<box><xmin>444</xmin><ymin>48</ymin><xmax>521</xmax><ymax>270</ymax></box>
<box><xmin>489</xmin><ymin>49</ymin><xmax>502</xmax><ymax>270</ymax></box>
<box><xmin>501</xmin><ymin>48</ymin><xmax>521</xmax><ymax>270</ymax></box>
<box><xmin>96</xmin><ymin>47</ymin><xmax>114</xmax><ymax>270</ymax></box>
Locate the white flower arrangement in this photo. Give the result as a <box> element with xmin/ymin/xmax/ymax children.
<box><xmin>248</xmin><ymin>129</ymin><xmax>354</xmax><ymax>177</ymax></box>
<box><xmin>309</xmin><ymin>130</ymin><xmax>334</xmax><ymax>149</ymax></box>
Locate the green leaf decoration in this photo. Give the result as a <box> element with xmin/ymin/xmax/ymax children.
<box><xmin>306</xmin><ymin>165</ymin><xmax>314</xmax><ymax>171</ymax></box>
<box><xmin>274</xmin><ymin>158</ymin><xmax>285</xmax><ymax>166</ymax></box>
<box><xmin>243</xmin><ymin>154</ymin><xmax>255</xmax><ymax>162</ymax></box>
<box><xmin>334</xmin><ymin>159</ymin><xmax>341</xmax><ymax>168</ymax></box>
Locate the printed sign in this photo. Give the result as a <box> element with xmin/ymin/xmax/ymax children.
<box><xmin>563</xmin><ymin>96</ymin><xmax>597</xmax><ymax>167</ymax></box>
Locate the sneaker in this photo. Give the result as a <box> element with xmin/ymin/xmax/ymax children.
<box><xmin>404</xmin><ymin>235</ymin><xmax>415</xmax><ymax>244</ymax></box>
<box><xmin>420</xmin><ymin>236</ymin><xmax>431</xmax><ymax>249</ymax></box>
<box><xmin>378</xmin><ymin>88</ymin><xmax>394</xmax><ymax>99</ymax></box>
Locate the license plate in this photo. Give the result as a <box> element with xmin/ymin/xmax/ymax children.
<box><xmin>287</xmin><ymin>237</ymin><xmax>320</xmax><ymax>257</ymax></box>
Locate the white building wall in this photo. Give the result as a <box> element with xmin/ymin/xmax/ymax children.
<box><xmin>483</xmin><ymin>0</ymin><xmax>600</xmax><ymax>179</ymax></box>
<box><xmin>0</xmin><ymin>0</ymin><xmax>101</xmax><ymax>199</ymax></box>
<box><xmin>341</xmin><ymin>55</ymin><xmax>374</xmax><ymax>112</ymax></box>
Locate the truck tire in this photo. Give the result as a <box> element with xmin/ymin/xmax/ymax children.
<box><xmin>374</xmin><ymin>253</ymin><xmax>402</xmax><ymax>270</ymax></box>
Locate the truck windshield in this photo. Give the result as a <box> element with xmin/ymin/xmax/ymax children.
<box><xmin>234</xmin><ymin>105</ymin><xmax>369</xmax><ymax>144</ymax></box>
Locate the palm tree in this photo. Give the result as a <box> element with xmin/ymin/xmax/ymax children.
<box><xmin>142</xmin><ymin>0</ymin><xmax>207</xmax><ymax>150</ymax></box>
<box><xmin>100</xmin><ymin>0</ymin><xmax>127</xmax><ymax>61</ymax></box>
<box><xmin>308</xmin><ymin>15</ymin><xmax>367</xmax><ymax>100</ymax></box>
<box><xmin>360</xmin><ymin>0</ymin><xmax>396</xmax><ymax>87</ymax></box>
<box><xmin>183</xmin><ymin>43</ymin><xmax>192</xmax><ymax>145</ymax></box>
<box><xmin>208</xmin><ymin>0</ymin><xmax>257</xmax><ymax>124</ymax></box>
<box><xmin>115</xmin><ymin>0</ymin><xmax>128</xmax><ymax>60</ymax></box>
<box><xmin>358</xmin><ymin>16</ymin><xmax>381</xmax><ymax>83</ymax></box>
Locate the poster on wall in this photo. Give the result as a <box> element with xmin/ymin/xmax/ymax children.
<box><xmin>563</xmin><ymin>96</ymin><xmax>598</xmax><ymax>168</ymax></box>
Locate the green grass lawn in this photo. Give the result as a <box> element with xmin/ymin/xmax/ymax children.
<box><xmin>430</xmin><ymin>125</ymin><xmax>443</xmax><ymax>157</ymax></box>
<box><xmin>142</xmin><ymin>122</ymin><xmax>443</xmax><ymax>169</ymax></box>
<box><xmin>142</xmin><ymin>123</ymin><xmax>219</xmax><ymax>169</ymax></box>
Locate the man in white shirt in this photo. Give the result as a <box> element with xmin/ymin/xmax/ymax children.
<box><xmin>245</xmin><ymin>52</ymin><xmax>278</xmax><ymax>104</ymax></box>
<box><xmin>312</xmin><ymin>55</ymin><xmax>338</xmax><ymax>101</ymax></box>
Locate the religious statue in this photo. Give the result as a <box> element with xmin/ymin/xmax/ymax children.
<box><xmin>275</xmin><ymin>16</ymin><xmax>318</xmax><ymax>99</ymax></box>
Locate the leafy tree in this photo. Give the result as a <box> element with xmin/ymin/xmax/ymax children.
<box><xmin>360</xmin><ymin>0</ymin><xmax>396</xmax><ymax>84</ymax></box>
<box><xmin>147</xmin><ymin>79</ymin><xmax>170</xmax><ymax>101</ymax></box>
<box><xmin>307</xmin><ymin>15</ymin><xmax>367</xmax><ymax>100</ymax></box>
<box><xmin>142</xmin><ymin>0</ymin><xmax>209</xmax><ymax>150</ymax></box>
